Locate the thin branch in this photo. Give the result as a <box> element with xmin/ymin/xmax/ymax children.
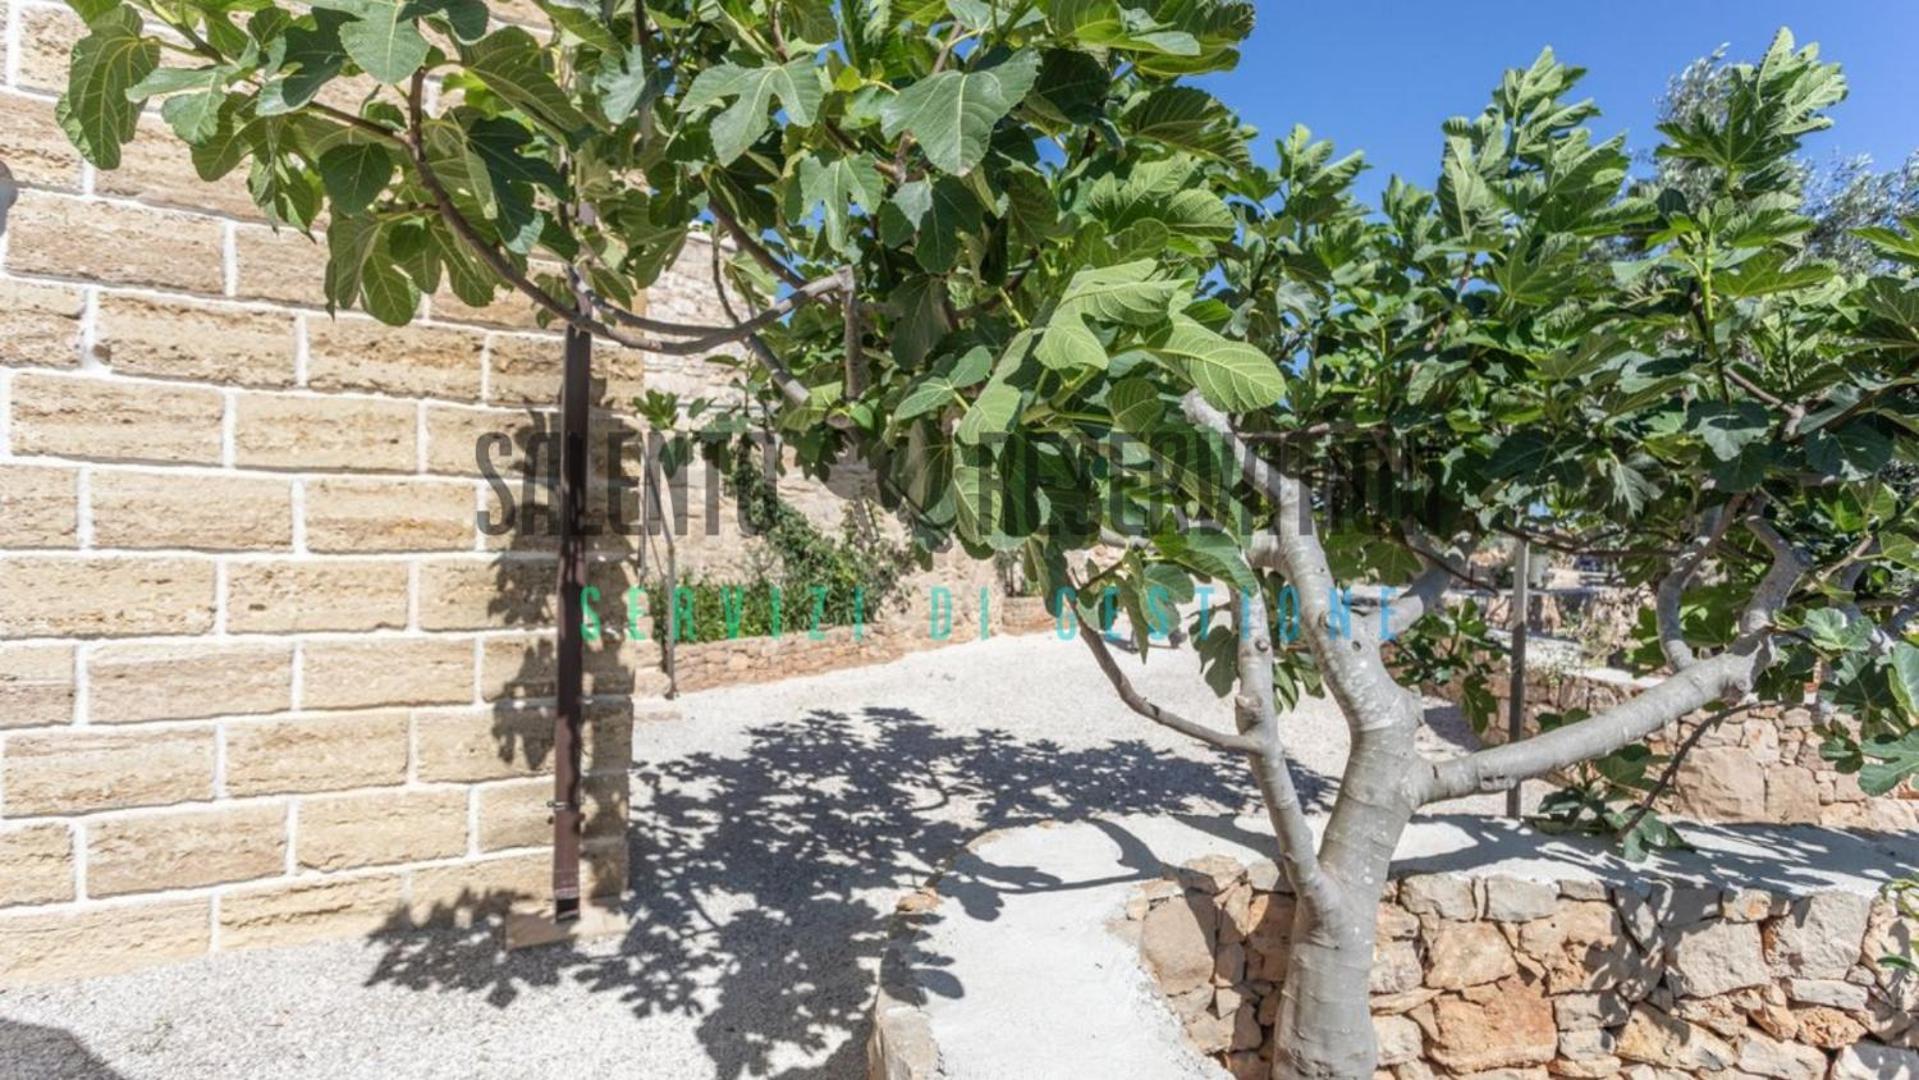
<box><xmin>1075</xmin><ymin>622</ymin><xmax>1260</xmax><ymax>754</ymax></box>
<box><xmin>1656</xmin><ymin>501</ymin><xmax>1740</xmax><ymax>672</ymax></box>
<box><xmin>1424</xmin><ymin>515</ymin><xmax>1809</xmax><ymax>803</ymax></box>
<box><xmin>1615</xmin><ymin>703</ymin><xmax>1753</xmax><ymax>839</ymax></box>
<box><xmin>401</xmin><ymin>76</ymin><xmax>849</xmax><ymax>361</ymax></box>
<box><xmin>708</xmin><ymin>200</ymin><xmax>809</xmax><ymax>292</ymax></box>
<box><xmin>1233</xmin><ymin>587</ymin><xmax>1333</xmax><ymax>907</ymax></box>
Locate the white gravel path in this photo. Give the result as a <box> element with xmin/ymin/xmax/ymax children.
<box><xmin>0</xmin><ymin>631</ymin><xmax>1505</xmax><ymax>1080</ymax></box>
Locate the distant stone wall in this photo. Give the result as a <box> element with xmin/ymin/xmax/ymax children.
<box><xmin>664</xmin><ymin>597</ymin><xmax>1057</xmax><ymax>694</ymax></box>
<box><xmin>1130</xmin><ymin>854</ymin><xmax>1918</xmax><ymax>1079</ymax></box>
<box><xmin>1463</xmin><ymin>661</ymin><xmax>1919</xmax><ymax>832</ymax></box>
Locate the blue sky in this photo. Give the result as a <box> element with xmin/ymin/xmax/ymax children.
<box><xmin>1197</xmin><ymin>2</ymin><xmax>1919</xmax><ymax>202</ymax></box>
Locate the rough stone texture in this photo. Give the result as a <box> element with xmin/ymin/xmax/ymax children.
<box><xmin>5</xmin><ymin>190</ymin><xmax>224</xmax><ymax>294</ymax></box>
<box><xmin>87</xmin><ymin>641</ymin><xmax>293</xmax><ymax>723</ymax></box>
<box><xmin>1129</xmin><ymin>857</ymin><xmax>1902</xmax><ymax>1080</ymax></box>
<box><xmin>295</xmin><ymin>789</ymin><xmax>470</xmax><ymax>871</ymax></box>
<box><xmin>223</xmin><ymin>559</ymin><xmax>411</xmax><ymax>633</ymax></box>
<box><xmin>1667</xmin><ymin>917</ymin><xmax>1769</xmax><ymax>998</ymax></box>
<box><xmin>305</xmin><ymin>318</ymin><xmax>485</xmax><ymax>401</ymax></box>
<box><xmin>300</xmin><ymin>637</ymin><xmax>476</xmax><ymax>709</ymax></box>
<box><xmin>1432</xmin><ymin>646</ymin><xmax>1919</xmax><ymax>832</ymax></box>
<box><xmin>1425</xmin><ymin>919</ymin><xmax>1518</xmax><ymax>989</ymax></box>
<box><xmin>9</xmin><ymin>373</ymin><xmax>224</xmax><ymax>465</ymax></box>
<box><xmin>1401</xmin><ymin>873</ymin><xmax>1479</xmax><ymax>920</ymax></box>
<box><xmin>86</xmin><ymin>803</ymin><xmax>287</xmax><ymax>896</ymax></box>
<box><xmin>1615</xmin><ymin>1005</ymin><xmax>1735</xmax><ymax>1071</ymax></box>
<box><xmin>303</xmin><ymin>478</ymin><xmax>479</xmax><ymax>552</ymax></box>
<box><xmin>231</xmin><ymin>392</ymin><xmax>419</xmax><ymax>472</ymax></box>
<box><xmin>0</xmin><ymin>90</ymin><xmax>83</xmax><ymax>189</ymax></box>
<box><xmin>0</xmin><ymin>900</ymin><xmax>212</xmax><ymax>986</ymax></box>
<box><xmin>0</xmin><ymin>823</ymin><xmax>75</xmax><ymax>906</ymax></box>
<box><xmin>1763</xmin><ymin>892</ymin><xmax>1872</xmax><ymax>980</ymax></box>
<box><xmin>1140</xmin><ymin>892</ymin><xmax>1217</xmax><ymax>994</ymax></box>
<box><xmin>475</xmin><ymin>774</ymin><xmax>628</xmax><ymax>852</ymax></box>
<box><xmin>93</xmin><ymin>295</ymin><xmax>296</xmax><ymax>387</ymax></box>
<box><xmin>0</xmin><ymin>277</ymin><xmax>85</xmax><ymax>366</ymax></box>
<box><xmin>0</xmin><ymin>556</ymin><xmax>217</xmax><ymax>638</ymax></box>
<box><xmin>2</xmin><ymin>728</ymin><xmax>215</xmax><ymax>814</ymax></box>
<box><xmin>88</xmin><ymin>470</ymin><xmax>296</xmax><ymax>551</ymax></box>
<box><xmin>1482</xmin><ymin>876</ymin><xmax>1558</xmax><ymax>922</ymax></box>
<box><xmin>1427</xmin><ymin>977</ymin><xmax>1559</xmax><ymax>1072</ymax></box>
<box><xmin>217</xmin><ymin>874</ymin><xmax>407</xmax><ymax>950</ymax></box>
<box><xmin>224</xmin><ymin>712</ymin><xmax>411</xmax><ymax>796</ymax></box>
<box><xmin>0</xmin><ymin>463</ymin><xmax>79</xmax><ymax>547</ymax></box>
<box><xmin>0</xmin><ymin>644</ymin><xmax>76</xmax><ymax>728</ymax></box>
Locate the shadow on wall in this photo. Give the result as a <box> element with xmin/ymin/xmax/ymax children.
<box><xmin>360</xmin><ymin>706</ymin><xmax>1328</xmax><ymax>1080</ymax></box>
<box><xmin>0</xmin><ymin>1019</ymin><xmax>129</xmax><ymax>1080</ymax></box>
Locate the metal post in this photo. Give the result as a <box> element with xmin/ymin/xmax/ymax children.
<box><xmin>1506</xmin><ymin>539</ymin><xmax>1530</xmax><ymax>819</ymax></box>
<box><xmin>550</xmin><ymin>324</ymin><xmax>590</xmax><ymax>922</ymax></box>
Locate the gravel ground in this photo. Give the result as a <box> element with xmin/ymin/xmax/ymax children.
<box><xmin>0</xmin><ymin>631</ymin><xmax>1507</xmax><ymax>1080</ymax></box>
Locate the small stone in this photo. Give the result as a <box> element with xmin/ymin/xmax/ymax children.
<box><xmin>1371</xmin><ymin>938</ymin><xmax>1423</xmax><ymax>995</ymax></box>
<box><xmin>1213</xmin><ymin>985</ymin><xmax>1243</xmax><ymax>1016</ymax></box>
<box><xmin>1647</xmin><ymin>882</ymin><xmax>1720</xmax><ymax>930</ymax></box>
<box><xmin>1218</xmin><ymin>884</ymin><xmax>1251</xmax><ymax>944</ymax></box>
<box><xmin>1425</xmin><ymin>920</ymin><xmax>1518</xmax><ymax>990</ymax></box>
<box><xmin>895</xmin><ymin>887</ymin><xmax>941</xmax><ymax>915</ymax></box>
<box><xmin>1671</xmin><ymin>994</ymin><xmax>1750</xmax><ymax>1039</ymax></box>
<box><xmin>1667</xmin><ymin>918</ymin><xmax>1769</xmax><ymax>998</ymax></box>
<box><xmin>1735</xmin><ymin>1030</ymin><xmax>1827</xmax><ymax>1080</ymax></box>
<box><xmin>1553</xmin><ymin>992</ymin><xmax>1629</xmax><ymax>1031</ymax></box>
<box><xmin>1400</xmin><ymin>873</ymin><xmax>1478</xmax><ymax>920</ymax></box>
<box><xmin>1425</xmin><ymin>976</ymin><xmax>1557</xmax><ymax>1073</ymax></box>
<box><xmin>1141</xmin><ymin>894</ymin><xmax>1217</xmax><ymax>995</ymax></box>
<box><xmin>1213</xmin><ymin>941</ymin><xmax>1246</xmax><ymax>986</ymax></box>
<box><xmin>1832</xmin><ymin>1042</ymin><xmax>1919</xmax><ymax>1079</ymax></box>
<box><xmin>1613</xmin><ymin>1004</ymin><xmax>1735</xmax><ymax>1071</ymax></box>
<box><xmin>1612</xmin><ymin>886</ymin><xmax>1661</xmax><ymax>951</ymax></box>
<box><xmin>1374</xmin><ymin>1013</ymin><xmax>1422</xmax><ymax>1067</ymax></box>
<box><xmin>1722</xmin><ymin>888</ymin><xmax>1789</xmax><ymax>923</ymax></box>
<box><xmin>1546</xmin><ymin>1055</ymin><xmax>1623</xmax><ymax>1077</ymax></box>
<box><xmin>1245</xmin><ymin>858</ymin><xmax>1284</xmax><ymax>893</ymax></box>
<box><xmin>1229</xmin><ymin>1003</ymin><xmax>1261</xmax><ymax>1051</ymax></box>
<box><xmin>1790</xmin><ymin>1004</ymin><xmax>1866</xmax><ymax>1049</ymax></box>
<box><xmin>1183</xmin><ymin>1003</ymin><xmax>1234</xmax><ymax>1054</ymax></box>
<box><xmin>1377</xmin><ymin>902</ymin><xmax>1420</xmax><ymax>940</ymax></box>
<box><xmin>1556</xmin><ymin>878</ymin><xmax>1607</xmax><ymax>902</ymax></box>
<box><xmin>1764</xmin><ymin>892</ymin><xmax>1872</xmax><ymax>979</ymax></box>
<box><xmin>1786</xmin><ymin>977</ymin><xmax>1868</xmax><ymax>1010</ymax></box>
<box><xmin>1484</xmin><ymin>877</ymin><xmax>1559</xmax><ymax>922</ymax></box>
<box><xmin>1174</xmin><ymin>854</ymin><xmax>1245</xmax><ymax>894</ymax></box>
<box><xmin>1369</xmin><ymin>987</ymin><xmax>1440</xmax><ymax>1016</ymax></box>
<box><xmin>1555</xmin><ymin>1027</ymin><xmax>1615</xmax><ymax>1061</ymax></box>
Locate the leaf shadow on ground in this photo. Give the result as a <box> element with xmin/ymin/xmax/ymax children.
<box><xmin>362</xmin><ymin>705</ymin><xmax>1332</xmax><ymax>1080</ymax></box>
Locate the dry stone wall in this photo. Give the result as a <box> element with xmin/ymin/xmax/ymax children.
<box><xmin>0</xmin><ymin>0</ymin><xmax>1017</xmax><ymax>985</ymax></box>
<box><xmin>1464</xmin><ymin>661</ymin><xmax>1919</xmax><ymax>833</ymax></box>
<box><xmin>1130</xmin><ymin>854</ymin><xmax>1918</xmax><ymax>1080</ymax></box>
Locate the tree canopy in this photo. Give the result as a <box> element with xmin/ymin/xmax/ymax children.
<box><xmin>54</xmin><ymin>5</ymin><xmax>1919</xmax><ymax>1072</ymax></box>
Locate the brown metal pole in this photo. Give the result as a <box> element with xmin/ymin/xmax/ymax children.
<box><xmin>550</xmin><ymin>323</ymin><xmax>590</xmax><ymax>922</ymax></box>
<box><xmin>1506</xmin><ymin>539</ymin><xmax>1530</xmax><ymax>819</ymax></box>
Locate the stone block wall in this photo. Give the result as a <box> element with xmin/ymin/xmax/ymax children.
<box><xmin>0</xmin><ymin>0</ymin><xmax>1018</xmax><ymax>986</ymax></box>
<box><xmin>1130</xmin><ymin>854</ymin><xmax>1918</xmax><ymax>1079</ymax></box>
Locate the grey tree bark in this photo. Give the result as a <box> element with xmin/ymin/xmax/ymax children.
<box><xmin>1064</xmin><ymin>395</ymin><xmax>1820</xmax><ymax>1079</ymax></box>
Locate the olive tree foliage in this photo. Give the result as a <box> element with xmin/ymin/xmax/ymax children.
<box><xmin>55</xmin><ymin>0</ymin><xmax>1919</xmax><ymax>1073</ymax></box>
<box><xmin>1655</xmin><ymin>42</ymin><xmax>1919</xmax><ymax>272</ymax></box>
